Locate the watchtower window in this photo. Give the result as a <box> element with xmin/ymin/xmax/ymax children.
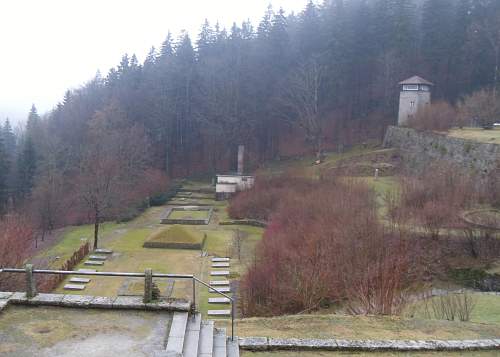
<box><xmin>410</xmin><ymin>101</ymin><xmax>415</xmax><ymax>107</ymax></box>
<box><xmin>403</xmin><ymin>84</ymin><xmax>419</xmax><ymax>91</ymax></box>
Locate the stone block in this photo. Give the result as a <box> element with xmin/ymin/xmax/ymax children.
<box><xmin>28</xmin><ymin>293</ymin><xmax>64</xmax><ymax>306</ymax></box>
<box><xmin>208</xmin><ymin>297</ymin><xmax>230</xmax><ymax>304</ymax></box>
<box><xmin>210</xmin><ymin>280</ymin><xmax>230</xmax><ymax>286</ymax></box>
<box><xmin>90</xmin><ymin>296</ymin><xmax>116</xmax><ymax>308</ymax></box>
<box><xmin>145</xmin><ymin>299</ymin><xmax>191</xmax><ymax>311</ymax></box>
<box><xmin>212</xmin><ymin>263</ymin><xmax>230</xmax><ymax>268</ymax></box>
<box><xmin>84</xmin><ymin>260</ymin><xmax>104</xmax><ymax>266</ymax></box>
<box><xmin>212</xmin><ymin>257</ymin><xmax>230</xmax><ymax>262</ymax></box>
<box><xmin>210</xmin><ymin>271</ymin><xmax>230</xmax><ymax>276</ymax></box>
<box><xmin>113</xmin><ymin>296</ymin><xmax>145</xmax><ymax>309</ymax></box>
<box><xmin>9</xmin><ymin>292</ymin><xmax>28</xmax><ymax>304</ymax></box>
<box><xmin>239</xmin><ymin>337</ymin><xmax>269</xmax><ymax>350</ymax></box>
<box><xmin>64</xmin><ymin>284</ymin><xmax>86</xmax><ymax>291</ymax></box>
<box><xmin>0</xmin><ymin>299</ymin><xmax>9</xmax><ymax>311</ymax></box>
<box><xmin>94</xmin><ymin>248</ymin><xmax>113</xmax><ymax>254</ymax></box>
<box><xmin>61</xmin><ymin>294</ymin><xmax>93</xmax><ymax>307</ymax></box>
<box><xmin>70</xmin><ymin>277</ymin><xmax>91</xmax><ymax>283</ymax></box>
<box><xmin>0</xmin><ymin>292</ymin><xmax>13</xmax><ymax>299</ymax></box>
<box><xmin>88</xmin><ymin>255</ymin><xmax>107</xmax><ymax>261</ymax></box>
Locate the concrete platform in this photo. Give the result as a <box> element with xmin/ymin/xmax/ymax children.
<box><xmin>84</xmin><ymin>260</ymin><xmax>104</xmax><ymax>266</ymax></box>
<box><xmin>70</xmin><ymin>277</ymin><xmax>91</xmax><ymax>283</ymax></box>
<box><xmin>210</xmin><ymin>280</ymin><xmax>230</xmax><ymax>286</ymax></box>
<box><xmin>207</xmin><ymin>310</ymin><xmax>231</xmax><ymax>316</ymax></box>
<box><xmin>212</xmin><ymin>263</ymin><xmax>230</xmax><ymax>268</ymax></box>
<box><xmin>94</xmin><ymin>248</ymin><xmax>113</xmax><ymax>254</ymax></box>
<box><xmin>209</xmin><ymin>287</ymin><xmax>231</xmax><ymax>293</ymax></box>
<box><xmin>88</xmin><ymin>255</ymin><xmax>107</xmax><ymax>261</ymax></box>
<box><xmin>210</xmin><ymin>271</ymin><xmax>230</xmax><ymax>276</ymax></box>
<box><xmin>212</xmin><ymin>257</ymin><xmax>230</xmax><ymax>262</ymax></box>
<box><xmin>208</xmin><ymin>297</ymin><xmax>230</xmax><ymax>304</ymax></box>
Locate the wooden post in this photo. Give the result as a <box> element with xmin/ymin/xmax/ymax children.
<box><xmin>25</xmin><ymin>264</ymin><xmax>37</xmax><ymax>298</ymax></box>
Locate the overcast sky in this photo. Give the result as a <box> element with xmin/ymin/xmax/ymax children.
<box><xmin>0</xmin><ymin>0</ymin><xmax>308</xmax><ymax>125</ymax></box>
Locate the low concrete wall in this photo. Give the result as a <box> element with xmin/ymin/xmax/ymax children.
<box><xmin>383</xmin><ymin>126</ymin><xmax>500</xmax><ymax>175</ymax></box>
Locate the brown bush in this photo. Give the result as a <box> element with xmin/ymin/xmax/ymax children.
<box><xmin>239</xmin><ymin>177</ymin><xmax>421</xmax><ymax>317</ymax></box>
<box><xmin>407</xmin><ymin>101</ymin><xmax>457</xmax><ymax>131</ymax></box>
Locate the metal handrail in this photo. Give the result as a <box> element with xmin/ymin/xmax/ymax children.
<box><xmin>0</xmin><ymin>267</ymin><xmax>236</xmax><ymax>341</ymax></box>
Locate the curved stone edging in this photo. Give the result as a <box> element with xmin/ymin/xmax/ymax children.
<box><xmin>239</xmin><ymin>336</ymin><xmax>500</xmax><ymax>352</ymax></box>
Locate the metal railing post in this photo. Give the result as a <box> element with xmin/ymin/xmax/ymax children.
<box><xmin>231</xmin><ymin>301</ymin><xmax>235</xmax><ymax>341</ymax></box>
<box><xmin>192</xmin><ymin>278</ymin><xmax>196</xmax><ymax>310</ymax></box>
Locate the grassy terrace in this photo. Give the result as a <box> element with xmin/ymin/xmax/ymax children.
<box><xmin>446</xmin><ymin>127</ymin><xmax>500</xmax><ymax>144</ymax></box>
<box><xmin>167</xmin><ymin>209</ymin><xmax>209</xmax><ymax>220</ymax></box>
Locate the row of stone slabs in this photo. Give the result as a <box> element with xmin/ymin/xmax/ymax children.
<box><xmin>63</xmin><ymin>249</ymin><xmax>113</xmax><ymax>291</ymax></box>
<box><xmin>208</xmin><ymin>257</ymin><xmax>232</xmax><ymax>317</ymax></box>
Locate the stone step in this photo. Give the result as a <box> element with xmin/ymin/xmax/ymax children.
<box><xmin>165</xmin><ymin>311</ymin><xmax>189</xmax><ymax>355</ymax></box>
<box><xmin>209</xmin><ymin>287</ymin><xmax>231</xmax><ymax>293</ymax></box>
<box><xmin>212</xmin><ymin>257</ymin><xmax>230</xmax><ymax>262</ymax></box>
<box><xmin>207</xmin><ymin>310</ymin><xmax>231</xmax><ymax>317</ymax></box>
<box><xmin>84</xmin><ymin>260</ymin><xmax>104</xmax><ymax>266</ymax></box>
<box><xmin>208</xmin><ymin>297</ymin><xmax>230</xmax><ymax>304</ymax></box>
<box><xmin>210</xmin><ymin>280</ymin><xmax>230</xmax><ymax>286</ymax></box>
<box><xmin>210</xmin><ymin>271</ymin><xmax>229</xmax><ymax>276</ymax></box>
<box><xmin>88</xmin><ymin>255</ymin><xmax>107</xmax><ymax>261</ymax></box>
<box><xmin>64</xmin><ymin>284</ymin><xmax>86</xmax><ymax>291</ymax></box>
<box><xmin>226</xmin><ymin>337</ymin><xmax>240</xmax><ymax>357</ymax></box>
<box><xmin>198</xmin><ymin>320</ymin><xmax>214</xmax><ymax>357</ymax></box>
<box><xmin>212</xmin><ymin>263</ymin><xmax>230</xmax><ymax>268</ymax></box>
<box><xmin>69</xmin><ymin>277</ymin><xmax>91</xmax><ymax>284</ymax></box>
<box><xmin>94</xmin><ymin>248</ymin><xmax>113</xmax><ymax>254</ymax></box>
<box><xmin>213</xmin><ymin>328</ymin><xmax>227</xmax><ymax>357</ymax></box>
<box><xmin>182</xmin><ymin>313</ymin><xmax>202</xmax><ymax>357</ymax></box>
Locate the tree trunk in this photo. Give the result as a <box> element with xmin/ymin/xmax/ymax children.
<box><xmin>93</xmin><ymin>212</ymin><xmax>100</xmax><ymax>250</ymax></box>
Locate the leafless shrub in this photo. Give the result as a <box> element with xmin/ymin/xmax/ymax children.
<box><xmin>407</xmin><ymin>101</ymin><xmax>457</xmax><ymax>131</ymax></box>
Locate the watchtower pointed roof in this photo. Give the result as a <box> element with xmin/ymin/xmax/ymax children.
<box><xmin>399</xmin><ymin>75</ymin><xmax>434</xmax><ymax>86</ymax></box>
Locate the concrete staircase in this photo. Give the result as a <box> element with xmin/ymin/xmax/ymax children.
<box><xmin>158</xmin><ymin>312</ymin><xmax>239</xmax><ymax>357</ymax></box>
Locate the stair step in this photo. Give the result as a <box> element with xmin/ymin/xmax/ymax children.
<box><xmin>209</xmin><ymin>287</ymin><xmax>231</xmax><ymax>293</ymax></box>
<box><xmin>210</xmin><ymin>271</ymin><xmax>229</xmax><ymax>276</ymax></box>
<box><xmin>212</xmin><ymin>257</ymin><xmax>230</xmax><ymax>262</ymax></box>
<box><xmin>207</xmin><ymin>310</ymin><xmax>231</xmax><ymax>317</ymax></box>
<box><xmin>208</xmin><ymin>297</ymin><xmax>230</xmax><ymax>304</ymax></box>
<box><xmin>226</xmin><ymin>337</ymin><xmax>240</xmax><ymax>357</ymax></box>
<box><xmin>63</xmin><ymin>284</ymin><xmax>85</xmax><ymax>290</ymax></box>
<box><xmin>198</xmin><ymin>320</ymin><xmax>214</xmax><ymax>357</ymax></box>
<box><xmin>213</xmin><ymin>328</ymin><xmax>227</xmax><ymax>357</ymax></box>
<box><xmin>94</xmin><ymin>248</ymin><xmax>113</xmax><ymax>254</ymax></box>
<box><xmin>212</xmin><ymin>263</ymin><xmax>230</xmax><ymax>268</ymax></box>
<box><xmin>182</xmin><ymin>313</ymin><xmax>202</xmax><ymax>357</ymax></box>
<box><xmin>69</xmin><ymin>277</ymin><xmax>91</xmax><ymax>283</ymax></box>
<box><xmin>88</xmin><ymin>255</ymin><xmax>107</xmax><ymax>261</ymax></box>
<box><xmin>165</xmin><ymin>312</ymin><xmax>188</xmax><ymax>355</ymax></box>
<box><xmin>210</xmin><ymin>280</ymin><xmax>230</xmax><ymax>286</ymax></box>
<box><xmin>84</xmin><ymin>260</ymin><xmax>104</xmax><ymax>266</ymax></box>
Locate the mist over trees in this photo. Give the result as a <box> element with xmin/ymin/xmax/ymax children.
<box><xmin>0</xmin><ymin>0</ymin><xmax>500</xmax><ymax>248</ymax></box>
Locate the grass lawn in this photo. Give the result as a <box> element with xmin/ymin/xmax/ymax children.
<box><xmin>232</xmin><ymin>313</ymin><xmax>500</xmax><ymax>340</ymax></box>
<box><xmin>410</xmin><ymin>293</ymin><xmax>500</xmax><ymax>325</ymax></box>
<box><xmin>168</xmin><ymin>209</ymin><xmax>209</xmax><ymax>220</ymax></box>
<box><xmin>447</xmin><ymin>127</ymin><xmax>500</xmax><ymax>144</ymax></box>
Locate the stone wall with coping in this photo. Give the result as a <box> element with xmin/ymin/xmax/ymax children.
<box><xmin>383</xmin><ymin>126</ymin><xmax>500</xmax><ymax>175</ymax></box>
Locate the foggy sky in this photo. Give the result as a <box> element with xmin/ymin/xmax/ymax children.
<box><xmin>0</xmin><ymin>0</ymin><xmax>308</xmax><ymax>125</ymax></box>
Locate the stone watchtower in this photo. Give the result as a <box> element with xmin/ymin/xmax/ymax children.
<box><xmin>397</xmin><ymin>75</ymin><xmax>434</xmax><ymax>126</ymax></box>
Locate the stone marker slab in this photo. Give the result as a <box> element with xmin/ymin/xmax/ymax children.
<box><xmin>212</xmin><ymin>263</ymin><xmax>230</xmax><ymax>268</ymax></box>
<box><xmin>0</xmin><ymin>291</ymin><xmax>13</xmax><ymax>300</ymax></box>
<box><xmin>88</xmin><ymin>255</ymin><xmax>107</xmax><ymax>261</ymax></box>
<box><xmin>70</xmin><ymin>277</ymin><xmax>91</xmax><ymax>283</ymax></box>
<box><xmin>211</xmin><ymin>271</ymin><xmax>230</xmax><ymax>276</ymax></box>
<box><xmin>61</xmin><ymin>294</ymin><xmax>93</xmax><ymax>307</ymax></box>
<box><xmin>210</xmin><ymin>280</ymin><xmax>230</xmax><ymax>286</ymax></box>
<box><xmin>212</xmin><ymin>257</ymin><xmax>230</xmax><ymax>262</ymax></box>
<box><xmin>207</xmin><ymin>309</ymin><xmax>231</xmax><ymax>316</ymax></box>
<box><xmin>94</xmin><ymin>248</ymin><xmax>113</xmax><ymax>254</ymax></box>
<box><xmin>64</xmin><ymin>284</ymin><xmax>86</xmax><ymax>291</ymax></box>
<box><xmin>84</xmin><ymin>260</ymin><xmax>104</xmax><ymax>266</ymax></box>
<box><xmin>209</xmin><ymin>287</ymin><xmax>231</xmax><ymax>293</ymax></box>
<box><xmin>78</xmin><ymin>269</ymin><xmax>96</xmax><ymax>273</ymax></box>
<box><xmin>90</xmin><ymin>296</ymin><xmax>116</xmax><ymax>309</ymax></box>
<box><xmin>28</xmin><ymin>293</ymin><xmax>64</xmax><ymax>306</ymax></box>
<box><xmin>208</xmin><ymin>297</ymin><xmax>230</xmax><ymax>304</ymax></box>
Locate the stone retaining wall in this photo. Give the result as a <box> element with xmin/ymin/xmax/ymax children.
<box><xmin>383</xmin><ymin>126</ymin><xmax>500</xmax><ymax>175</ymax></box>
<box><xmin>239</xmin><ymin>336</ymin><xmax>500</xmax><ymax>352</ymax></box>
<box><xmin>0</xmin><ymin>292</ymin><xmax>190</xmax><ymax>312</ymax></box>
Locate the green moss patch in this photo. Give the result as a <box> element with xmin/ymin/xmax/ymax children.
<box><xmin>143</xmin><ymin>225</ymin><xmax>206</xmax><ymax>250</ymax></box>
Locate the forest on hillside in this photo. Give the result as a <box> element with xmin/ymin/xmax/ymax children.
<box><xmin>0</xmin><ymin>0</ymin><xmax>500</xmax><ymax>248</ymax></box>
